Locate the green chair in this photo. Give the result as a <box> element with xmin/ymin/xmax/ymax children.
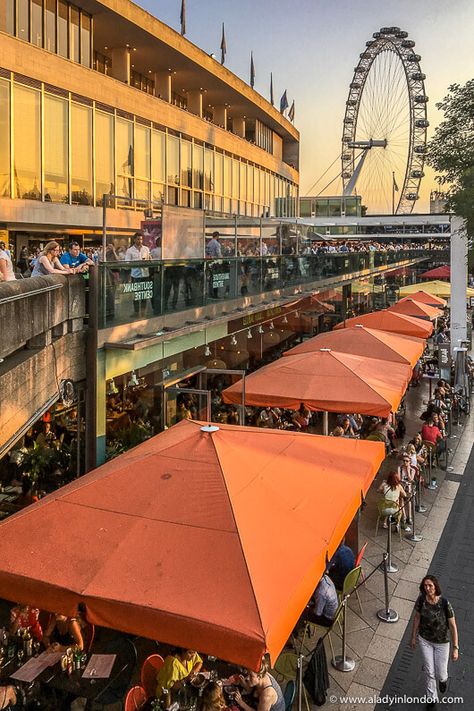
<box><xmin>375</xmin><ymin>498</ymin><xmax>402</xmax><ymax>538</ymax></box>
<box><xmin>337</xmin><ymin>565</ymin><xmax>363</xmax><ymax>616</ymax></box>
<box><xmin>295</xmin><ymin>599</ymin><xmax>344</xmax><ymax>665</ymax></box>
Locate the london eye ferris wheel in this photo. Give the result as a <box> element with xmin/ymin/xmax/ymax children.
<box><xmin>341</xmin><ymin>27</ymin><xmax>429</xmax><ymax>214</ymax></box>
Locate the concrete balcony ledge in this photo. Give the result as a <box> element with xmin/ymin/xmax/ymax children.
<box><xmin>0</xmin><ymin>275</ymin><xmax>86</xmax><ymax>360</ymax></box>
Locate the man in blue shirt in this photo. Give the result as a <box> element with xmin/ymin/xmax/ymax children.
<box><xmin>60</xmin><ymin>242</ymin><xmax>94</xmax><ymax>273</ymax></box>
<box><xmin>328</xmin><ymin>541</ymin><xmax>355</xmax><ymax>590</ymax></box>
<box><xmin>311</xmin><ymin>574</ymin><xmax>338</xmax><ymax>627</ymax></box>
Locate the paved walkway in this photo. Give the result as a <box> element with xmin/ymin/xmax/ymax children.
<box><xmin>295</xmin><ymin>380</ymin><xmax>473</xmax><ymax>711</ymax></box>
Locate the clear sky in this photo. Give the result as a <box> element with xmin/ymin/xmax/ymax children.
<box><xmin>138</xmin><ymin>0</ymin><xmax>473</xmax><ymax>212</ymax></box>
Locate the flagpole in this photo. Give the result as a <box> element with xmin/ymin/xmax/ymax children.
<box><xmin>392</xmin><ymin>171</ymin><xmax>395</xmax><ymax>216</ymax></box>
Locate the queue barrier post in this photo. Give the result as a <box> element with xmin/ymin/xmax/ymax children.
<box><xmin>385</xmin><ymin>512</ymin><xmax>399</xmax><ymax>573</ymax></box>
<box><xmin>331</xmin><ymin>596</ymin><xmax>355</xmax><ymax>672</ymax></box>
<box><xmin>406</xmin><ymin>487</ymin><xmax>422</xmax><ymax>543</ymax></box>
<box><xmin>377</xmin><ymin>552</ymin><xmax>399</xmax><ymax>623</ymax></box>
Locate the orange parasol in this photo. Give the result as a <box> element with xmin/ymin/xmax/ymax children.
<box><xmin>398</xmin><ymin>291</ymin><xmax>447</xmax><ymax>308</ymax></box>
<box><xmin>283</xmin><ymin>325</ymin><xmax>424</xmax><ymax>368</ymax></box>
<box><xmin>387</xmin><ymin>298</ymin><xmax>443</xmax><ymax>321</ymax></box>
<box><xmin>0</xmin><ymin>421</ymin><xmax>384</xmax><ymax>670</ymax></box>
<box><xmin>333</xmin><ymin>309</ymin><xmax>433</xmax><ymax>338</ymax></box>
<box><xmin>223</xmin><ymin>349</ymin><xmax>412</xmax><ymax>417</ymax></box>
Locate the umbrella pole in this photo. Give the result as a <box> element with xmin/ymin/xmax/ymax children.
<box><xmin>297</xmin><ymin>653</ymin><xmax>303</xmax><ymax>711</ymax></box>
<box><xmin>322</xmin><ymin>411</ymin><xmax>328</xmax><ymax>435</ymax></box>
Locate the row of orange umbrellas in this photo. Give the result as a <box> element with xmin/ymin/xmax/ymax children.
<box><xmin>223</xmin><ymin>289</ymin><xmax>443</xmax><ymax>419</ymax></box>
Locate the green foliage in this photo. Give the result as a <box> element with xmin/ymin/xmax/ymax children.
<box><xmin>105</xmin><ymin>421</ymin><xmax>153</xmax><ymax>461</ymax></box>
<box><xmin>426</xmin><ymin>79</ymin><xmax>474</xmax><ymax>235</ymax></box>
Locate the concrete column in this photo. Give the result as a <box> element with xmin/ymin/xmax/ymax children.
<box><xmin>154</xmin><ymin>71</ymin><xmax>172</xmax><ymax>102</ymax></box>
<box><xmin>213</xmin><ymin>105</ymin><xmax>227</xmax><ymax>129</ymax></box>
<box><xmin>111</xmin><ymin>47</ymin><xmax>130</xmax><ymax>84</ymax></box>
<box><xmin>450</xmin><ymin>215</ymin><xmax>468</xmax><ymax>353</ymax></box>
<box><xmin>187</xmin><ymin>90</ymin><xmax>203</xmax><ymax>117</ymax></box>
<box><xmin>232</xmin><ymin>116</ymin><xmax>246</xmax><ymax>138</ymax></box>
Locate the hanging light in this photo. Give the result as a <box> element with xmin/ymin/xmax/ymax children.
<box><xmin>269</xmin><ymin>321</ymin><xmax>274</xmax><ymax>330</ymax></box>
<box><xmin>282</xmin><ymin>315</ymin><xmax>288</xmax><ymax>324</ymax></box>
<box><xmin>258</xmin><ymin>325</ymin><xmax>264</xmax><ymax>334</ymax></box>
<box><xmin>128</xmin><ymin>370</ymin><xmax>139</xmax><ymax>388</ymax></box>
<box><xmin>247</xmin><ymin>329</ymin><xmax>252</xmax><ymax>339</ymax></box>
<box><xmin>106</xmin><ymin>378</ymin><xmax>118</xmax><ymax>396</ymax></box>
<box><xmin>294</xmin><ymin>310</ymin><xmax>299</xmax><ymax>318</ymax></box>
<box><xmin>204</xmin><ymin>344</ymin><xmax>211</xmax><ymax>357</ymax></box>
<box><xmin>230</xmin><ymin>334</ymin><xmax>237</xmax><ymax>346</ymax></box>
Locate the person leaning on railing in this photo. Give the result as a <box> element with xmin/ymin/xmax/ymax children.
<box><xmin>31</xmin><ymin>241</ymin><xmax>75</xmax><ymax>276</ymax></box>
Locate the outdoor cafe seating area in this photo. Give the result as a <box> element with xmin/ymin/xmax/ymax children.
<box><xmin>0</xmin><ymin>287</ymin><xmax>463</xmax><ymax>709</ymax></box>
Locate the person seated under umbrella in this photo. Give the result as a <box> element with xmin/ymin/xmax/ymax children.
<box><xmin>155</xmin><ymin>648</ymin><xmax>203</xmax><ymax>706</ymax></box>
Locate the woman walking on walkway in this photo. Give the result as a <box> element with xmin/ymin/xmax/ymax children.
<box><xmin>411</xmin><ymin>575</ymin><xmax>459</xmax><ymax>709</ymax></box>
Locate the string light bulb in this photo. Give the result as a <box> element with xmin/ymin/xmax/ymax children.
<box><xmin>230</xmin><ymin>335</ymin><xmax>237</xmax><ymax>346</ymax></box>
<box><xmin>247</xmin><ymin>329</ymin><xmax>252</xmax><ymax>339</ymax></box>
<box><xmin>204</xmin><ymin>344</ymin><xmax>211</xmax><ymax>357</ymax></box>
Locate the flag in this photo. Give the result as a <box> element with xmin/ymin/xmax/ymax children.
<box><xmin>180</xmin><ymin>0</ymin><xmax>186</xmax><ymax>35</ymax></box>
<box><xmin>393</xmin><ymin>172</ymin><xmax>399</xmax><ymax>192</ymax></box>
<box><xmin>250</xmin><ymin>51</ymin><xmax>255</xmax><ymax>88</ymax></box>
<box><xmin>270</xmin><ymin>72</ymin><xmax>274</xmax><ymax>106</ymax></box>
<box><xmin>280</xmin><ymin>90</ymin><xmax>288</xmax><ymax>114</ymax></box>
<box><xmin>288</xmin><ymin>100</ymin><xmax>295</xmax><ymax>122</ymax></box>
<box><xmin>220</xmin><ymin>23</ymin><xmax>227</xmax><ymax>64</ymax></box>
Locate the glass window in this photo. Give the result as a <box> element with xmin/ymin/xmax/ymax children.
<box><xmin>31</xmin><ymin>0</ymin><xmax>43</xmax><ymax>48</ymax></box>
<box><xmin>80</xmin><ymin>13</ymin><xmax>91</xmax><ymax>67</ymax></box>
<box><xmin>192</xmin><ymin>143</ymin><xmax>203</xmax><ymax>190</ymax></box>
<box><xmin>180</xmin><ymin>139</ymin><xmax>192</xmax><ymax>187</ymax></box>
<box><xmin>223</xmin><ymin>156</ymin><xmax>231</xmax><ymax>197</ymax></box>
<box><xmin>204</xmin><ymin>147</ymin><xmax>213</xmax><ymax>192</ymax></box>
<box><xmin>116</xmin><ymin>117</ymin><xmax>133</xmax><ymax>199</ymax></box>
<box><xmin>134</xmin><ymin>124</ymin><xmax>150</xmax><ymax>179</ymax></box>
<box><xmin>247</xmin><ymin>166</ymin><xmax>254</xmax><ymax>203</ymax></box>
<box><xmin>71</xmin><ymin>103</ymin><xmax>93</xmax><ymax>204</ymax></box>
<box><xmin>232</xmin><ymin>160</ymin><xmax>239</xmax><ymax>200</ymax></box>
<box><xmin>6</xmin><ymin>0</ymin><xmax>15</xmax><ymax>35</ymax></box>
<box><xmin>57</xmin><ymin>0</ymin><xmax>68</xmax><ymax>58</ymax></box>
<box><xmin>13</xmin><ymin>84</ymin><xmax>41</xmax><ymax>199</ymax></box>
<box><xmin>152</xmin><ymin>183</ymin><xmax>164</xmax><ymax>204</ymax></box>
<box><xmin>135</xmin><ymin>180</ymin><xmax>150</xmax><ymax>202</ymax></box>
<box><xmin>95</xmin><ymin>111</ymin><xmax>114</xmax><ymax>205</ymax></box>
<box><xmin>44</xmin><ymin>94</ymin><xmax>68</xmax><ymax>202</ymax></box>
<box><xmin>239</xmin><ymin>163</ymin><xmax>247</xmax><ymax>203</ymax></box>
<box><xmin>254</xmin><ymin>168</ymin><xmax>260</xmax><ymax>205</ymax></box>
<box><xmin>167</xmin><ymin>135</ymin><xmax>179</xmax><ymax>185</ymax></box>
<box><xmin>151</xmin><ymin>130</ymin><xmax>165</xmax><ymax>183</ymax></box>
<box><xmin>70</xmin><ymin>6</ymin><xmax>80</xmax><ymax>63</ymax></box>
<box><xmin>214</xmin><ymin>152</ymin><xmax>223</xmax><ymax>196</ymax></box>
<box><xmin>44</xmin><ymin>0</ymin><xmax>56</xmax><ymax>53</ymax></box>
<box><xmin>0</xmin><ymin>80</ymin><xmax>10</xmax><ymax>198</ymax></box>
<box><xmin>17</xmin><ymin>0</ymin><xmax>30</xmax><ymax>41</ymax></box>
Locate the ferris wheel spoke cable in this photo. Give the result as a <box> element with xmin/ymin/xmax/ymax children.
<box><xmin>304</xmin><ymin>152</ymin><xmax>345</xmax><ymax>196</ymax></box>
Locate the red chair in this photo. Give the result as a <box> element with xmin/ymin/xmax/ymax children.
<box><xmin>355</xmin><ymin>541</ymin><xmax>368</xmax><ymax>581</ymax></box>
<box><xmin>141</xmin><ymin>653</ymin><xmax>165</xmax><ymax>699</ymax></box>
<box><xmin>125</xmin><ymin>685</ymin><xmax>147</xmax><ymax>710</ymax></box>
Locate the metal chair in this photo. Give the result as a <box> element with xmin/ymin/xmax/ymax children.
<box><xmin>141</xmin><ymin>653</ymin><xmax>164</xmax><ymax>699</ymax></box>
<box><xmin>337</xmin><ymin>566</ymin><xmax>363</xmax><ymax>616</ymax></box>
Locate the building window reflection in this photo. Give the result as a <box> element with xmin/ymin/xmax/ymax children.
<box><xmin>44</xmin><ymin>94</ymin><xmax>68</xmax><ymax>202</ymax></box>
<box><xmin>95</xmin><ymin>111</ymin><xmax>115</xmax><ymax>206</ymax></box>
<box><xmin>13</xmin><ymin>83</ymin><xmax>41</xmax><ymax>200</ymax></box>
<box><xmin>116</xmin><ymin>117</ymin><xmax>134</xmax><ymax>202</ymax></box>
<box><xmin>71</xmin><ymin>102</ymin><xmax>93</xmax><ymax>204</ymax></box>
<box><xmin>6</xmin><ymin>0</ymin><xmax>92</xmax><ymax>68</ymax></box>
<box><xmin>0</xmin><ymin>80</ymin><xmax>10</xmax><ymax>198</ymax></box>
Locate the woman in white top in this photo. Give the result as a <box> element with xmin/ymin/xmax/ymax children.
<box><xmin>377</xmin><ymin>471</ymin><xmax>406</xmax><ymax>530</ymax></box>
<box><xmin>0</xmin><ymin>244</ymin><xmax>15</xmax><ymax>281</ymax></box>
<box><xmin>31</xmin><ymin>241</ymin><xmax>72</xmax><ymax>276</ymax></box>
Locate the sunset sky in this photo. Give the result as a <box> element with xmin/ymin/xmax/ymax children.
<box><xmin>139</xmin><ymin>0</ymin><xmax>474</xmax><ymax>213</ymax></box>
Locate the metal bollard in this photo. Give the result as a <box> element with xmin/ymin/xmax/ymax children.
<box><xmin>406</xmin><ymin>491</ymin><xmax>422</xmax><ymax>542</ymax></box>
<box><xmin>415</xmin><ymin>475</ymin><xmax>427</xmax><ymax>513</ymax></box>
<box><xmin>377</xmin><ymin>552</ymin><xmax>399</xmax><ymax>623</ymax></box>
<box><xmin>332</xmin><ymin>596</ymin><xmax>356</xmax><ymax>672</ymax></box>
<box><xmin>385</xmin><ymin>513</ymin><xmax>399</xmax><ymax>573</ymax></box>
<box><xmin>426</xmin><ymin>448</ymin><xmax>438</xmax><ymax>490</ymax></box>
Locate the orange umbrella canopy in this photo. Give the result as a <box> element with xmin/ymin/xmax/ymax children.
<box><xmin>0</xmin><ymin>420</ymin><xmax>385</xmax><ymax>670</ymax></box>
<box><xmin>399</xmin><ymin>291</ymin><xmax>447</xmax><ymax>308</ymax></box>
<box><xmin>223</xmin><ymin>349</ymin><xmax>411</xmax><ymax>416</ymax></box>
<box><xmin>334</xmin><ymin>310</ymin><xmax>433</xmax><ymax>338</ymax></box>
<box><xmin>388</xmin><ymin>298</ymin><xmax>443</xmax><ymax>321</ymax></box>
<box><xmin>283</xmin><ymin>325</ymin><xmax>424</xmax><ymax>368</ymax></box>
